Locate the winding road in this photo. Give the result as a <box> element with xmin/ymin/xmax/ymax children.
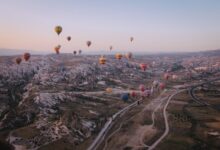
<box><xmin>148</xmin><ymin>89</ymin><xmax>186</xmax><ymax>150</ymax></box>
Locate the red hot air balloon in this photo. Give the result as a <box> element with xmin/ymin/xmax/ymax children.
<box><xmin>140</xmin><ymin>63</ymin><xmax>147</xmax><ymax>71</ymax></box>
<box><xmin>130</xmin><ymin>91</ymin><xmax>137</xmax><ymax>97</ymax></box>
<box><xmin>16</xmin><ymin>57</ymin><xmax>22</xmax><ymax>65</ymax></box>
<box><xmin>139</xmin><ymin>84</ymin><xmax>145</xmax><ymax>92</ymax></box>
<box><xmin>87</xmin><ymin>41</ymin><xmax>92</xmax><ymax>47</ymax></box>
<box><xmin>54</xmin><ymin>45</ymin><xmax>61</xmax><ymax>54</ymax></box>
<box><xmin>23</xmin><ymin>53</ymin><xmax>31</xmax><ymax>61</ymax></box>
<box><xmin>159</xmin><ymin>83</ymin><xmax>166</xmax><ymax>90</ymax></box>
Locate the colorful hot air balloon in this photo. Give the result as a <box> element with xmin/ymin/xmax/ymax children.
<box><xmin>121</xmin><ymin>93</ymin><xmax>129</xmax><ymax>102</ymax></box>
<box><xmin>141</xmin><ymin>90</ymin><xmax>151</xmax><ymax>97</ymax></box>
<box><xmin>159</xmin><ymin>83</ymin><xmax>166</xmax><ymax>90</ymax></box>
<box><xmin>140</xmin><ymin>63</ymin><xmax>147</xmax><ymax>71</ymax></box>
<box><xmin>130</xmin><ymin>37</ymin><xmax>134</xmax><ymax>42</ymax></box>
<box><xmin>15</xmin><ymin>57</ymin><xmax>22</xmax><ymax>65</ymax></box>
<box><xmin>99</xmin><ymin>56</ymin><xmax>107</xmax><ymax>65</ymax></box>
<box><xmin>87</xmin><ymin>41</ymin><xmax>92</xmax><ymax>47</ymax></box>
<box><xmin>125</xmin><ymin>52</ymin><xmax>132</xmax><ymax>59</ymax></box>
<box><xmin>115</xmin><ymin>53</ymin><xmax>123</xmax><ymax>60</ymax></box>
<box><xmin>139</xmin><ymin>84</ymin><xmax>145</xmax><ymax>92</ymax></box>
<box><xmin>23</xmin><ymin>53</ymin><xmax>31</xmax><ymax>61</ymax></box>
<box><xmin>106</xmin><ymin>88</ymin><xmax>113</xmax><ymax>93</ymax></box>
<box><xmin>54</xmin><ymin>26</ymin><xmax>62</xmax><ymax>35</ymax></box>
<box><xmin>164</xmin><ymin>73</ymin><xmax>170</xmax><ymax>80</ymax></box>
<box><xmin>67</xmin><ymin>36</ymin><xmax>71</xmax><ymax>41</ymax></box>
<box><xmin>54</xmin><ymin>45</ymin><xmax>61</xmax><ymax>54</ymax></box>
<box><xmin>130</xmin><ymin>91</ymin><xmax>137</xmax><ymax>97</ymax></box>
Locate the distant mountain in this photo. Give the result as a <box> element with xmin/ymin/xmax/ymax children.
<box><xmin>0</xmin><ymin>48</ymin><xmax>49</xmax><ymax>56</ymax></box>
<box><xmin>200</xmin><ymin>49</ymin><xmax>220</xmax><ymax>56</ymax></box>
<box><xmin>1</xmin><ymin>48</ymin><xmax>219</xmax><ymax>56</ymax></box>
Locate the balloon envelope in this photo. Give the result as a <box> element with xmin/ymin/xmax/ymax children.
<box><xmin>115</xmin><ymin>53</ymin><xmax>123</xmax><ymax>60</ymax></box>
<box><xmin>159</xmin><ymin>83</ymin><xmax>166</xmax><ymax>90</ymax></box>
<box><xmin>140</xmin><ymin>63</ymin><xmax>147</xmax><ymax>71</ymax></box>
<box><xmin>121</xmin><ymin>93</ymin><xmax>129</xmax><ymax>101</ymax></box>
<box><xmin>130</xmin><ymin>37</ymin><xmax>134</xmax><ymax>42</ymax></box>
<box><xmin>126</xmin><ymin>52</ymin><xmax>132</xmax><ymax>59</ymax></box>
<box><xmin>110</xmin><ymin>46</ymin><xmax>113</xmax><ymax>51</ymax></box>
<box><xmin>16</xmin><ymin>57</ymin><xmax>22</xmax><ymax>65</ymax></box>
<box><xmin>54</xmin><ymin>26</ymin><xmax>62</xmax><ymax>35</ymax></box>
<box><xmin>67</xmin><ymin>36</ymin><xmax>71</xmax><ymax>41</ymax></box>
<box><xmin>54</xmin><ymin>45</ymin><xmax>61</xmax><ymax>54</ymax></box>
<box><xmin>139</xmin><ymin>84</ymin><xmax>145</xmax><ymax>92</ymax></box>
<box><xmin>87</xmin><ymin>41</ymin><xmax>92</xmax><ymax>47</ymax></box>
<box><xmin>164</xmin><ymin>73</ymin><xmax>170</xmax><ymax>80</ymax></box>
<box><xmin>23</xmin><ymin>53</ymin><xmax>31</xmax><ymax>61</ymax></box>
<box><xmin>130</xmin><ymin>91</ymin><xmax>137</xmax><ymax>97</ymax></box>
<box><xmin>78</xmin><ymin>50</ymin><xmax>82</xmax><ymax>54</ymax></box>
<box><xmin>99</xmin><ymin>56</ymin><xmax>106</xmax><ymax>65</ymax></box>
<box><xmin>106</xmin><ymin>88</ymin><xmax>113</xmax><ymax>93</ymax></box>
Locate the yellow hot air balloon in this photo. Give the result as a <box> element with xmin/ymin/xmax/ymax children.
<box><xmin>115</xmin><ymin>53</ymin><xmax>123</xmax><ymax>60</ymax></box>
<box><xmin>54</xmin><ymin>26</ymin><xmax>62</xmax><ymax>35</ymax></box>
<box><xmin>99</xmin><ymin>56</ymin><xmax>106</xmax><ymax>65</ymax></box>
<box><xmin>106</xmin><ymin>88</ymin><xmax>113</xmax><ymax>93</ymax></box>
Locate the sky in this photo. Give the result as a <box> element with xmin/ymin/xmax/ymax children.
<box><xmin>0</xmin><ymin>0</ymin><xmax>220</xmax><ymax>54</ymax></box>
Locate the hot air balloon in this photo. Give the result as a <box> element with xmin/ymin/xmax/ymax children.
<box><xmin>139</xmin><ymin>84</ymin><xmax>145</xmax><ymax>92</ymax></box>
<box><xmin>125</xmin><ymin>52</ymin><xmax>132</xmax><ymax>59</ymax></box>
<box><xmin>121</xmin><ymin>93</ymin><xmax>129</xmax><ymax>102</ymax></box>
<box><xmin>99</xmin><ymin>56</ymin><xmax>106</xmax><ymax>65</ymax></box>
<box><xmin>23</xmin><ymin>53</ymin><xmax>31</xmax><ymax>61</ymax></box>
<box><xmin>15</xmin><ymin>57</ymin><xmax>22</xmax><ymax>65</ymax></box>
<box><xmin>87</xmin><ymin>41</ymin><xmax>92</xmax><ymax>47</ymax></box>
<box><xmin>115</xmin><ymin>53</ymin><xmax>123</xmax><ymax>60</ymax></box>
<box><xmin>54</xmin><ymin>26</ymin><xmax>62</xmax><ymax>35</ymax></box>
<box><xmin>78</xmin><ymin>50</ymin><xmax>82</xmax><ymax>54</ymax></box>
<box><xmin>164</xmin><ymin>73</ymin><xmax>170</xmax><ymax>80</ymax></box>
<box><xmin>152</xmin><ymin>61</ymin><xmax>156</xmax><ymax>67</ymax></box>
<box><xmin>141</xmin><ymin>90</ymin><xmax>151</xmax><ymax>97</ymax></box>
<box><xmin>130</xmin><ymin>91</ymin><xmax>137</xmax><ymax>97</ymax></box>
<box><xmin>106</xmin><ymin>88</ymin><xmax>113</xmax><ymax>93</ymax></box>
<box><xmin>140</xmin><ymin>63</ymin><xmax>147</xmax><ymax>71</ymax></box>
<box><xmin>159</xmin><ymin>83</ymin><xmax>166</xmax><ymax>90</ymax></box>
<box><xmin>73</xmin><ymin>51</ymin><xmax>77</xmax><ymax>55</ymax></box>
<box><xmin>153</xmin><ymin>80</ymin><xmax>159</xmax><ymax>88</ymax></box>
<box><xmin>54</xmin><ymin>45</ymin><xmax>61</xmax><ymax>54</ymax></box>
<box><xmin>110</xmin><ymin>46</ymin><xmax>113</xmax><ymax>51</ymax></box>
<box><xmin>130</xmin><ymin>37</ymin><xmax>134</xmax><ymax>42</ymax></box>
<box><xmin>172</xmin><ymin>74</ymin><xmax>178</xmax><ymax>80</ymax></box>
<box><xmin>67</xmin><ymin>36</ymin><xmax>71</xmax><ymax>41</ymax></box>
